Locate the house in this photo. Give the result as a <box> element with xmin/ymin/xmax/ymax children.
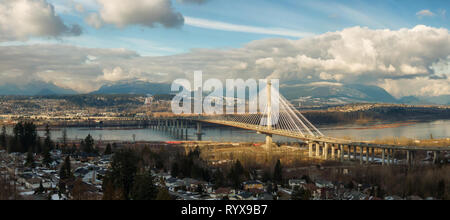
<box><xmin>165</xmin><ymin>178</ymin><xmax>185</xmax><ymax>192</ymax></box>
<box><xmin>384</xmin><ymin>195</ymin><xmax>403</xmax><ymax>200</ymax></box>
<box><xmin>237</xmin><ymin>191</ymin><xmax>255</xmax><ymax>200</ymax></box>
<box><xmin>345</xmin><ymin>191</ymin><xmax>367</xmax><ymax>200</ymax></box>
<box><xmin>289</xmin><ymin>179</ymin><xmax>307</xmax><ymax>189</ymax></box>
<box><xmin>243</xmin><ymin>180</ymin><xmax>264</xmax><ymax>191</ymax></box>
<box><xmin>182</xmin><ymin>178</ymin><xmax>208</xmax><ymax>192</ymax></box>
<box><xmin>315</xmin><ymin>180</ymin><xmax>334</xmax><ymax>188</ymax></box>
<box><xmin>212</xmin><ymin>187</ymin><xmax>235</xmax><ymax>199</ymax></box>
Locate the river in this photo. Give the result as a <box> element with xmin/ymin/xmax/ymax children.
<box><xmin>36</xmin><ymin>120</ymin><xmax>450</xmax><ymax>143</ymax></box>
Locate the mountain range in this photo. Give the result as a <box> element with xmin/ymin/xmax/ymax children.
<box><xmin>0</xmin><ymin>81</ymin><xmax>77</xmax><ymax>96</ymax></box>
<box><xmin>0</xmin><ymin>80</ymin><xmax>447</xmax><ymax>105</ymax></box>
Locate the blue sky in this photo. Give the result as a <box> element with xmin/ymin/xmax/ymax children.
<box><xmin>40</xmin><ymin>0</ymin><xmax>449</xmax><ymax>56</ymax></box>
<box><xmin>0</xmin><ymin>0</ymin><xmax>449</xmax><ymax>97</ymax></box>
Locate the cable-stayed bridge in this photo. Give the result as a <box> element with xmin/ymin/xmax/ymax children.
<box><xmin>151</xmin><ymin>81</ymin><xmax>448</xmax><ymax>166</ymax></box>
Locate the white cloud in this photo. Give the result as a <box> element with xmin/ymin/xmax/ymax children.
<box><xmin>416</xmin><ymin>9</ymin><xmax>435</xmax><ymax>18</ymax></box>
<box><xmin>89</xmin><ymin>0</ymin><xmax>184</xmax><ymax>29</ymax></box>
<box><xmin>85</xmin><ymin>13</ymin><xmax>103</xmax><ymax>29</ymax></box>
<box><xmin>184</xmin><ymin>16</ymin><xmax>314</xmax><ymax>38</ymax></box>
<box><xmin>0</xmin><ymin>25</ymin><xmax>449</xmax><ymax>98</ymax></box>
<box><xmin>0</xmin><ymin>0</ymin><xmax>82</xmax><ymax>41</ymax></box>
<box><xmin>177</xmin><ymin>0</ymin><xmax>209</xmax><ymax>4</ymax></box>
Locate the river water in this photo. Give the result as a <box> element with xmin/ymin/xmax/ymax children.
<box><xmin>37</xmin><ymin>120</ymin><xmax>450</xmax><ymax>143</ymax></box>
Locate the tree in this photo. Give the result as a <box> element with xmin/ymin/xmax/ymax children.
<box><xmin>62</xmin><ymin>128</ymin><xmax>68</xmax><ymax>148</ymax></box>
<box><xmin>229</xmin><ymin>160</ymin><xmax>245</xmax><ymax>190</ymax></box>
<box><xmin>59</xmin><ymin>156</ymin><xmax>72</xmax><ymax>180</ymax></box>
<box><xmin>25</xmin><ymin>150</ymin><xmax>35</xmax><ymax>168</ymax></box>
<box><xmin>0</xmin><ymin>126</ymin><xmax>6</xmax><ymax>150</ymax></box>
<box><xmin>43</xmin><ymin>124</ymin><xmax>53</xmax><ymax>152</ymax></box>
<box><xmin>102</xmin><ymin>149</ymin><xmax>138</xmax><ymax>200</ymax></box>
<box><xmin>212</xmin><ymin>169</ymin><xmax>225</xmax><ymax>189</ymax></box>
<box><xmin>273</xmin><ymin>160</ymin><xmax>283</xmax><ymax>185</ymax></box>
<box><xmin>130</xmin><ymin>171</ymin><xmax>158</xmax><ymax>200</ymax></box>
<box><xmin>42</xmin><ymin>147</ymin><xmax>52</xmax><ymax>168</ymax></box>
<box><xmin>291</xmin><ymin>186</ymin><xmax>311</xmax><ymax>200</ymax></box>
<box><xmin>196</xmin><ymin>184</ymin><xmax>204</xmax><ymax>195</ymax></box>
<box><xmin>104</xmin><ymin>143</ymin><xmax>112</xmax><ymax>155</ymax></box>
<box><xmin>35</xmin><ymin>181</ymin><xmax>45</xmax><ymax>195</ymax></box>
<box><xmin>437</xmin><ymin>179</ymin><xmax>446</xmax><ymax>200</ymax></box>
<box><xmin>156</xmin><ymin>187</ymin><xmax>172</xmax><ymax>200</ymax></box>
<box><xmin>71</xmin><ymin>178</ymin><xmax>90</xmax><ymax>200</ymax></box>
<box><xmin>171</xmin><ymin>162</ymin><xmax>179</xmax><ymax>178</ymax></box>
<box><xmin>82</xmin><ymin>134</ymin><xmax>95</xmax><ymax>154</ymax></box>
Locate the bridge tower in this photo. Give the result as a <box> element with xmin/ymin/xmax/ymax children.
<box><xmin>265</xmin><ymin>80</ymin><xmax>273</xmax><ymax>151</ymax></box>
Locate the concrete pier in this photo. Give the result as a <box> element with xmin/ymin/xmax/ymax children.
<box><xmin>315</xmin><ymin>143</ymin><xmax>320</xmax><ymax>157</ymax></box>
<box><xmin>331</xmin><ymin>144</ymin><xmax>335</xmax><ymax>160</ymax></box>
<box><xmin>360</xmin><ymin>147</ymin><xmax>363</xmax><ymax>165</ymax></box>
<box><xmin>196</xmin><ymin>122</ymin><xmax>203</xmax><ymax>141</ymax></box>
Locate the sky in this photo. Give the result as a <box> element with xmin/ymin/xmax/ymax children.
<box><xmin>0</xmin><ymin>0</ymin><xmax>449</xmax><ymax>98</ymax></box>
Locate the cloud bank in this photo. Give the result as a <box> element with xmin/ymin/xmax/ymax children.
<box><xmin>0</xmin><ymin>0</ymin><xmax>82</xmax><ymax>41</ymax></box>
<box><xmin>86</xmin><ymin>0</ymin><xmax>184</xmax><ymax>29</ymax></box>
<box><xmin>0</xmin><ymin>25</ymin><xmax>449</xmax><ymax>98</ymax></box>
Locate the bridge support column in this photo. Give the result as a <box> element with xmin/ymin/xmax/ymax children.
<box><xmin>366</xmin><ymin>147</ymin><xmax>370</xmax><ymax>164</ymax></box>
<box><xmin>165</xmin><ymin>120</ymin><xmax>169</xmax><ymax>132</ymax></box>
<box><xmin>339</xmin><ymin>145</ymin><xmax>344</xmax><ymax>162</ymax></box>
<box><xmin>387</xmin><ymin>149</ymin><xmax>391</xmax><ymax>166</ymax></box>
<box><xmin>179</xmin><ymin>120</ymin><xmax>183</xmax><ymax>139</ymax></box>
<box><xmin>315</xmin><ymin>144</ymin><xmax>320</xmax><ymax>158</ymax></box>
<box><xmin>196</xmin><ymin>122</ymin><xmax>203</xmax><ymax>141</ymax></box>
<box><xmin>360</xmin><ymin>147</ymin><xmax>363</xmax><ymax>165</ymax></box>
<box><xmin>185</xmin><ymin>122</ymin><xmax>189</xmax><ymax>140</ymax></box>
<box><xmin>176</xmin><ymin>120</ymin><xmax>180</xmax><ymax>139</ymax></box>
<box><xmin>324</xmin><ymin>143</ymin><xmax>329</xmax><ymax>160</ymax></box>
<box><xmin>344</xmin><ymin>145</ymin><xmax>352</xmax><ymax>161</ymax></box>
<box><xmin>391</xmin><ymin>150</ymin><xmax>395</xmax><ymax>165</ymax></box>
<box><xmin>433</xmin><ymin>151</ymin><xmax>439</xmax><ymax>164</ymax></box>
<box><xmin>371</xmin><ymin>148</ymin><xmax>375</xmax><ymax>163</ymax></box>
<box><xmin>331</xmin><ymin>145</ymin><xmax>335</xmax><ymax>160</ymax></box>
<box><xmin>265</xmin><ymin>134</ymin><xmax>273</xmax><ymax>151</ymax></box>
<box><xmin>309</xmin><ymin>143</ymin><xmax>313</xmax><ymax>158</ymax></box>
<box><xmin>406</xmin><ymin>150</ymin><xmax>410</xmax><ymax>166</ymax></box>
<box><xmin>353</xmin><ymin>146</ymin><xmax>357</xmax><ymax>161</ymax></box>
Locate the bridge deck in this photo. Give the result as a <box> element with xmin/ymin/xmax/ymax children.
<box><xmin>199</xmin><ymin>119</ymin><xmax>450</xmax><ymax>151</ymax></box>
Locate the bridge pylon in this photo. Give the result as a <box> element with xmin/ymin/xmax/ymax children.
<box><xmin>265</xmin><ymin>80</ymin><xmax>273</xmax><ymax>152</ymax></box>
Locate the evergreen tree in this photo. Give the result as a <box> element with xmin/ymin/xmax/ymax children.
<box><xmin>102</xmin><ymin>149</ymin><xmax>138</xmax><ymax>200</ymax></box>
<box><xmin>171</xmin><ymin>162</ymin><xmax>179</xmax><ymax>178</ymax></box>
<box><xmin>291</xmin><ymin>186</ymin><xmax>311</xmax><ymax>200</ymax></box>
<box><xmin>156</xmin><ymin>187</ymin><xmax>172</xmax><ymax>200</ymax></box>
<box><xmin>42</xmin><ymin>148</ymin><xmax>52</xmax><ymax>168</ymax></box>
<box><xmin>62</xmin><ymin>128</ymin><xmax>68</xmax><ymax>148</ymax></box>
<box><xmin>0</xmin><ymin>125</ymin><xmax>6</xmax><ymax>150</ymax></box>
<box><xmin>43</xmin><ymin>124</ymin><xmax>53</xmax><ymax>152</ymax></box>
<box><xmin>104</xmin><ymin>143</ymin><xmax>112</xmax><ymax>155</ymax></box>
<box><xmin>35</xmin><ymin>137</ymin><xmax>42</xmax><ymax>154</ymax></box>
<box><xmin>59</xmin><ymin>156</ymin><xmax>72</xmax><ymax>195</ymax></box>
<box><xmin>25</xmin><ymin>150</ymin><xmax>35</xmax><ymax>168</ymax></box>
<box><xmin>437</xmin><ymin>179</ymin><xmax>446</xmax><ymax>200</ymax></box>
<box><xmin>130</xmin><ymin>171</ymin><xmax>158</xmax><ymax>200</ymax></box>
<box><xmin>22</xmin><ymin>122</ymin><xmax>37</xmax><ymax>153</ymax></box>
<box><xmin>273</xmin><ymin>159</ymin><xmax>283</xmax><ymax>184</ymax></box>
<box><xmin>229</xmin><ymin>160</ymin><xmax>245</xmax><ymax>190</ymax></box>
<box><xmin>196</xmin><ymin>184</ymin><xmax>204</xmax><ymax>195</ymax></box>
<box><xmin>82</xmin><ymin>134</ymin><xmax>95</xmax><ymax>154</ymax></box>
<box><xmin>35</xmin><ymin>181</ymin><xmax>45</xmax><ymax>195</ymax></box>
<box><xmin>212</xmin><ymin>169</ymin><xmax>225</xmax><ymax>189</ymax></box>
